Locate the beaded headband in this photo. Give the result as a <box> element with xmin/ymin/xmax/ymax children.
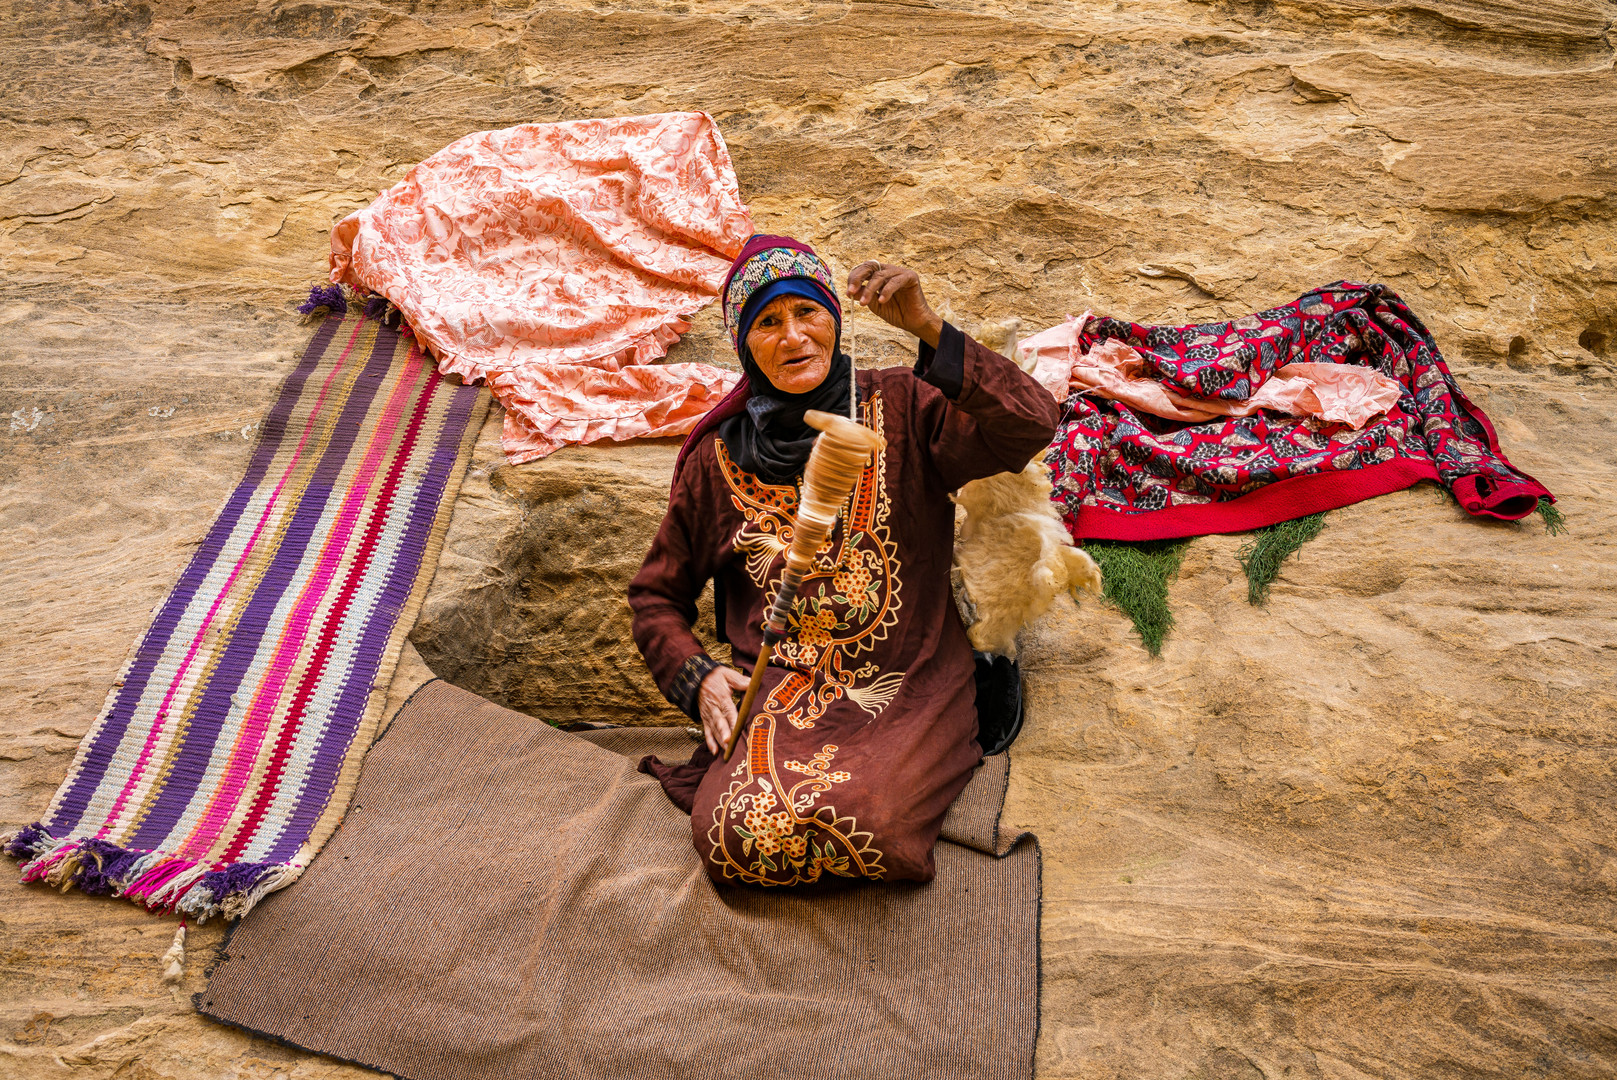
<box><xmin>722</xmin><ymin>247</ymin><xmax>839</xmax><ymax>348</ymax></box>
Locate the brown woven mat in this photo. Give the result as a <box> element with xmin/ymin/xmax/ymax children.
<box><xmin>199</xmin><ymin>680</ymin><xmax>1040</xmax><ymax>1080</ymax></box>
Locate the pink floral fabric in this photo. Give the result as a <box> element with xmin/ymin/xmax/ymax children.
<box><xmin>329</xmin><ymin>112</ymin><xmax>755</xmax><ymax>462</ymax></box>
<box><xmin>1017</xmin><ymin>315</ymin><xmax>1404</xmax><ymax>428</ymax></box>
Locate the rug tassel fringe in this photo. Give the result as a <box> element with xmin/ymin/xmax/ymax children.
<box><xmin>17</xmin><ymin>838</ymin><xmax>78</xmax><ymax>884</ymax></box>
<box><xmin>297</xmin><ymin>283</ymin><xmax>348</xmax><ymax>320</ymax></box>
<box><xmin>161</xmin><ymin>921</ymin><xmax>187</xmax><ymax>985</ymax></box>
<box><xmin>124</xmin><ymin>856</ymin><xmax>202</xmax><ymax>908</ymax></box>
<box><xmin>219</xmin><ymin>863</ymin><xmax>300</xmax><ymax>920</ymax></box>
<box><xmin>47</xmin><ymin>850</ymin><xmax>86</xmax><ymax>891</ymax></box>
<box><xmin>146</xmin><ymin>861</ymin><xmax>210</xmax><ymax>909</ymax></box>
<box><xmin>8</xmin><ymin>826</ymin><xmax>295</xmax><ymax>924</ymax></box>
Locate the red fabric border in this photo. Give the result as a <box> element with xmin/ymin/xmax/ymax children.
<box><xmin>1070</xmin><ymin>458</ymin><xmax>1441</xmax><ymax>541</ymax></box>
<box><xmin>1449</xmin><ymin>473</ymin><xmax>1550</xmax><ymax>521</ymax></box>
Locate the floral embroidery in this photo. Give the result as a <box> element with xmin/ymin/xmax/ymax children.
<box><xmin>706</xmin><ymin>393</ymin><xmax>902</xmax><ymax>886</ymax></box>
<box><xmin>832</xmin><ymin>550</ymin><xmax>877</xmax><ymax>612</ymax></box>
<box><xmin>707</xmin><ymin>730</ymin><xmax>882</xmax><ymax>886</ymax></box>
<box><xmin>716</xmin><ymin>393</ymin><xmax>904</xmax><ymax>732</ymax></box>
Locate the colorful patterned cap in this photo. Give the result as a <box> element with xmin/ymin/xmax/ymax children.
<box><xmin>722</xmin><ymin>234</ymin><xmax>841</xmax><ymax>348</ymax></box>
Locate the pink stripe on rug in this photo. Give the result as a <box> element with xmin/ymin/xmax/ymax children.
<box><xmin>94</xmin><ymin>320</ymin><xmax>373</xmax><ymax>840</ymax></box>
<box><xmin>219</xmin><ymin>349</ymin><xmax>441</xmax><ymax>864</ymax></box>
<box><xmin>175</xmin><ymin>345</ymin><xmax>430</xmax><ymax>859</ymax></box>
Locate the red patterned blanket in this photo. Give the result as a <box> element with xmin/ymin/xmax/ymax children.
<box><xmin>1047</xmin><ymin>282</ymin><xmax>1552</xmax><ymax>541</ymax></box>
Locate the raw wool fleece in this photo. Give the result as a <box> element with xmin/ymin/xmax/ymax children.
<box><xmin>951</xmin><ymin>456</ymin><xmax>1103</xmax><ymax>657</ymax></box>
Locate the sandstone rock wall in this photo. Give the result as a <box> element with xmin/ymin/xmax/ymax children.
<box><xmin>3</xmin><ymin>2</ymin><xmax>1615</xmax><ymax>1077</ymax></box>
<box><xmin>411</xmin><ymin>427</ymin><xmax>714</xmax><ymax>728</ymax></box>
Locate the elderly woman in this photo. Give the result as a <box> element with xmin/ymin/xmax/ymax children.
<box><xmin>629</xmin><ymin>235</ymin><xmax>1057</xmax><ymax>887</ymax></box>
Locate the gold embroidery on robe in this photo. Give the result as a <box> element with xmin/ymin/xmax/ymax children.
<box><xmin>715</xmin><ymin>393</ymin><xmax>905</xmax><ymax>730</ymax></box>
<box><xmin>707</xmin><ymin>718</ymin><xmax>883</xmax><ymax>885</ymax></box>
<box><xmin>708</xmin><ymin>393</ymin><xmax>902</xmax><ymax>885</ymax></box>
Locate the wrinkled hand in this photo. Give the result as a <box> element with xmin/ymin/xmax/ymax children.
<box><xmin>846</xmin><ymin>261</ymin><xmax>944</xmax><ymax>347</ymax></box>
<box><xmin>698</xmin><ymin>665</ymin><xmax>751</xmax><ymax>755</ymax></box>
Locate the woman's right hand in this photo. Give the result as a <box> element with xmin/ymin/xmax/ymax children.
<box><xmin>698</xmin><ymin>665</ymin><xmax>751</xmax><ymax>755</ymax></box>
<box><xmin>846</xmin><ymin>261</ymin><xmax>944</xmax><ymax>347</ymax></box>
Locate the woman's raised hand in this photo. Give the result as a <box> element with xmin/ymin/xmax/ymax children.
<box><xmin>697</xmin><ymin>664</ymin><xmax>752</xmax><ymax>755</ymax></box>
<box><xmin>847</xmin><ymin>261</ymin><xmax>944</xmax><ymax>348</ymax></box>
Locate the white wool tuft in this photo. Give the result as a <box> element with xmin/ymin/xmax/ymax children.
<box><xmin>160</xmin><ymin>923</ymin><xmax>186</xmax><ymax>985</ymax></box>
<box><xmin>951</xmin><ymin>456</ymin><xmax>1102</xmax><ymax>658</ymax></box>
<box><xmin>974</xmin><ymin>317</ymin><xmax>1024</xmax><ymax>359</ymax></box>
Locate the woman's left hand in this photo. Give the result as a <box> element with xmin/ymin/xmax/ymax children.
<box><xmin>847</xmin><ymin>261</ymin><xmax>944</xmax><ymax>347</ymax></box>
<box><xmin>697</xmin><ymin>664</ymin><xmax>751</xmax><ymax>756</ymax></box>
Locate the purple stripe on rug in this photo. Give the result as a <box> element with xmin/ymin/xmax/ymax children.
<box><xmin>261</xmin><ymin>373</ymin><xmax>483</xmax><ymax>861</ymax></box>
<box><xmin>46</xmin><ymin>318</ymin><xmax>347</xmax><ymax>833</ymax></box>
<box><xmin>122</xmin><ymin>323</ymin><xmax>401</xmax><ymax>849</ymax></box>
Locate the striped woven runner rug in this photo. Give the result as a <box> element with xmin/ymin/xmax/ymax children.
<box><xmin>4</xmin><ymin>311</ymin><xmax>488</xmax><ymax>920</ymax></box>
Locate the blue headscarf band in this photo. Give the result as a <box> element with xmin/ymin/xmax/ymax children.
<box><xmin>736</xmin><ymin>278</ymin><xmax>842</xmax><ymax>355</ymax></box>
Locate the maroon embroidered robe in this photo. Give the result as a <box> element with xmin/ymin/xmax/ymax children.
<box><xmin>629</xmin><ymin>326</ymin><xmax>1057</xmax><ymax>886</ymax></box>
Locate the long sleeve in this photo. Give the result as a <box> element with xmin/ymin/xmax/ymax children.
<box><xmin>628</xmin><ymin>458</ymin><xmax>721</xmax><ymax>720</ymax></box>
<box><xmin>913</xmin><ymin>321</ymin><xmax>1061</xmax><ymax>491</ymax></box>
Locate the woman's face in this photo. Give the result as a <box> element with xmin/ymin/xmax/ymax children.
<box><xmin>745</xmin><ymin>294</ymin><xmax>837</xmax><ymax>394</ymax></box>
